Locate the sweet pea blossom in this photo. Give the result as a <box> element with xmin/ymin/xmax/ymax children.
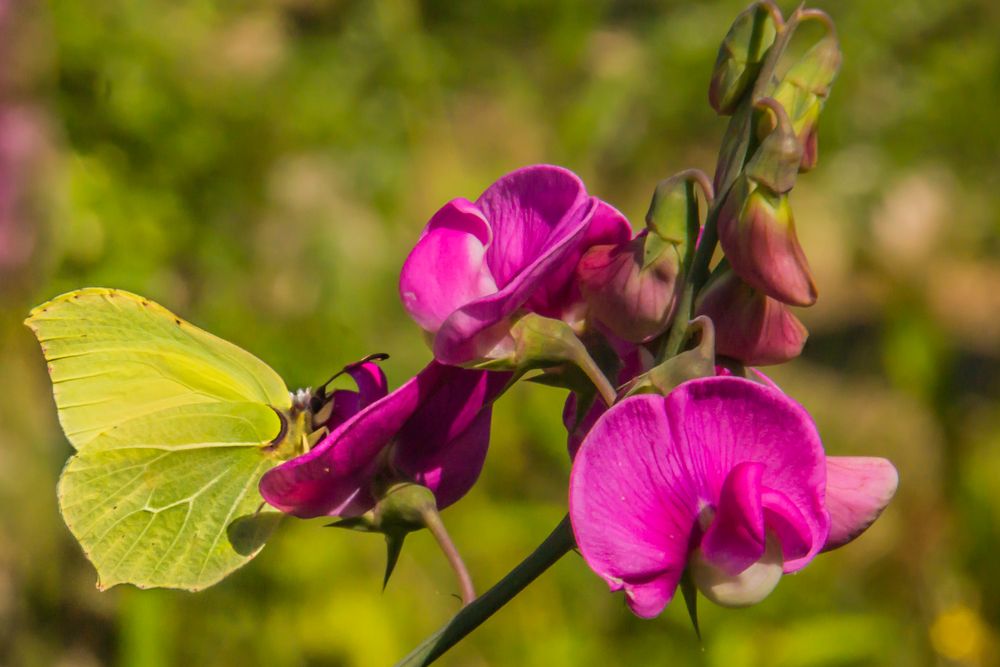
<box><xmin>260</xmin><ymin>362</ymin><xmax>510</xmax><ymax>518</ymax></box>
<box><xmin>569</xmin><ymin>376</ymin><xmax>897</xmax><ymax>616</ymax></box>
<box><xmin>399</xmin><ymin>164</ymin><xmax>631</xmax><ymax>365</ymax></box>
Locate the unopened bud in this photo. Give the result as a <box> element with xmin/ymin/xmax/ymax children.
<box><xmin>645</xmin><ymin>170</ymin><xmax>712</xmax><ymax>256</ymax></box>
<box><xmin>578</xmin><ymin>232</ymin><xmax>682</xmax><ymax>343</ymax></box>
<box><xmin>717</xmin><ymin>176</ymin><xmax>816</xmax><ymax>307</ymax></box>
<box><xmin>709</xmin><ymin>2</ymin><xmax>780</xmax><ymax>115</ymax></box>
<box><xmin>695</xmin><ymin>267</ymin><xmax>808</xmax><ymax>366</ymax></box>
<box><xmin>746</xmin><ymin>98</ymin><xmax>803</xmax><ymax>193</ymax></box>
<box><xmin>770</xmin><ymin>12</ymin><xmax>840</xmax><ymax>170</ymax></box>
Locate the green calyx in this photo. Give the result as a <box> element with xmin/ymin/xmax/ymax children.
<box><xmin>627</xmin><ymin>316</ymin><xmax>717</xmax><ymax>397</ymax></box>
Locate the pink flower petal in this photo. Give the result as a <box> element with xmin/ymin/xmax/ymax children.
<box><xmin>401</xmin><ymin>164</ymin><xmax>631</xmax><ymax>365</ymax></box>
<box><xmin>260</xmin><ymin>362</ymin><xmax>508</xmax><ymax>518</ymax></box>
<box><xmin>400</xmin><ymin>199</ymin><xmax>497</xmax><ymax>334</ymax></box>
<box><xmin>822</xmin><ymin>456</ymin><xmax>898</xmax><ymax>551</ymax></box>
<box><xmin>477</xmin><ymin>165</ymin><xmax>589</xmax><ymax>288</ymax></box>
<box><xmin>570</xmin><ymin>377</ymin><xmax>831</xmax><ymax>615</ymax></box>
<box><xmin>569</xmin><ymin>394</ymin><xmax>695</xmax><ymax>616</ymax></box>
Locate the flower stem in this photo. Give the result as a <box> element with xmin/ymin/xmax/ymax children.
<box><xmin>394</xmin><ymin>515</ymin><xmax>576</xmax><ymax>667</ymax></box>
<box><xmin>659</xmin><ymin>205</ymin><xmax>720</xmax><ymax>362</ymax></box>
<box><xmin>420</xmin><ymin>508</ymin><xmax>476</xmax><ymax>607</ymax></box>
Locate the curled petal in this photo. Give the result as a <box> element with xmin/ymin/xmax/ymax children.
<box><xmin>700</xmin><ymin>462</ymin><xmax>766</xmax><ymax>575</ymax></box>
<box><xmin>666</xmin><ymin>378</ymin><xmax>829</xmax><ymax>566</ymax></box>
<box><xmin>399</xmin><ymin>199</ymin><xmax>497</xmax><ymax>334</ymax></box>
<box><xmin>477</xmin><ymin>164</ymin><xmax>590</xmax><ymax>288</ymax></box>
<box><xmin>402</xmin><ymin>164</ymin><xmax>630</xmax><ymax>365</ymax></box>
<box><xmin>822</xmin><ymin>456</ymin><xmax>898</xmax><ymax>551</ymax></box>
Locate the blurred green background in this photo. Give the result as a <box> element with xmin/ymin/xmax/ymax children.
<box><xmin>1</xmin><ymin>0</ymin><xmax>998</xmax><ymax>665</ymax></box>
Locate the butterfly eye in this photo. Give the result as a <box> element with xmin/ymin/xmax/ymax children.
<box><xmin>308</xmin><ymin>391</ymin><xmax>327</xmax><ymax>415</ymax></box>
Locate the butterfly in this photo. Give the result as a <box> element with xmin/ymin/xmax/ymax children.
<box><xmin>26</xmin><ymin>288</ymin><xmax>315</xmax><ymax>591</ymax></box>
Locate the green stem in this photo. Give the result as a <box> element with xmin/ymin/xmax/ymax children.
<box><xmin>658</xmin><ymin>205</ymin><xmax>720</xmax><ymax>362</ymax></box>
<box><xmin>395</xmin><ymin>516</ymin><xmax>576</xmax><ymax>667</ymax></box>
<box><xmin>421</xmin><ymin>508</ymin><xmax>477</xmax><ymax>607</ymax></box>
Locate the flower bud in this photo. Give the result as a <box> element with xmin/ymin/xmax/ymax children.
<box><xmin>717</xmin><ymin>176</ymin><xmax>817</xmax><ymax>307</ymax></box>
<box><xmin>578</xmin><ymin>231</ymin><xmax>681</xmax><ymax>343</ymax></box>
<box><xmin>645</xmin><ymin>170</ymin><xmax>712</xmax><ymax>257</ymax></box>
<box><xmin>746</xmin><ymin>98</ymin><xmax>803</xmax><ymax>194</ymax></box>
<box><xmin>770</xmin><ymin>13</ymin><xmax>840</xmax><ymax>171</ymax></box>
<box><xmin>695</xmin><ymin>267</ymin><xmax>807</xmax><ymax>366</ymax></box>
<box><xmin>709</xmin><ymin>2</ymin><xmax>780</xmax><ymax>115</ymax></box>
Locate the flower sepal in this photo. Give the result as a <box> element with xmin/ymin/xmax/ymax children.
<box><xmin>625</xmin><ymin>317</ymin><xmax>716</xmax><ymax>397</ymax></box>
<box><xmin>329</xmin><ymin>481</ymin><xmax>476</xmax><ymax>604</ymax></box>
<box><xmin>471</xmin><ymin>312</ymin><xmax>617</xmax><ymax>406</ymax></box>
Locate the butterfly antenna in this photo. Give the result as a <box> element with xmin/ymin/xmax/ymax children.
<box><xmin>312</xmin><ymin>353</ymin><xmax>391</xmax><ymax>412</ymax></box>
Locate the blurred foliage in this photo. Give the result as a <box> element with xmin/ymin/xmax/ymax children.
<box><xmin>1</xmin><ymin>0</ymin><xmax>1000</xmax><ymax>665</ymax></box>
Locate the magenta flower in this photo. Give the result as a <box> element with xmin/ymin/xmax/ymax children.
<box><xmin>399</xmin><ymin>164</ymin><xmax>631</xmax><ymax>365</ymax></box>
<box><xmin>569</xmin><ymin>377</ymin><xmax>897</xmax><ymax>616</ymax></box>
<box><xmin>260</xmin><ymin>362</ymin><xmax>510</xmax><ymax>518</ymax></box>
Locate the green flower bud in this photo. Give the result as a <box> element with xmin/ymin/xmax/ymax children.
<box><xmin>645</xmin><ymin>169</ymin><xmax>713</xmax><ymax>258</ymax></box>
<box><xmin>709</xmin><ymin>2</ymin><xmax>781</xmax><ymax>115</ymax></box>
<box><xmin>770</xmin><ymin>12</ymin><xmax>840</xmax><ymax>171</ymax></box>
<box><xmin>746</xmin><ymin>97</ymin><xmax>804</xmax><ymax>193</ymax></box>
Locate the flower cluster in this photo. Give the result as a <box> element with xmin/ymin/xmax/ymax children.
<box><xmin>260</xmin><ymin>0</ymin><xmax>896</xmax><ymax>629</ymax></box>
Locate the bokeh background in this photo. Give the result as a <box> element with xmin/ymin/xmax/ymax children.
<box><xmin>1</xmin><ymin>0</ymin><xmax>998</xmax><ymax>665</ymax></box>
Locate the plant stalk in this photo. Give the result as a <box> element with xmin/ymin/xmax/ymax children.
<box><xmin>395</xmin><ymin>516</ymin><xmax>575</xmax><ymax>667</ymax></box>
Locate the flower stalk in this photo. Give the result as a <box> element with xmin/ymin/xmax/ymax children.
<box><xmin>395</xmin><ymin>516</ymin><xmax>575</xmax><ymax>667</ymax></box>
